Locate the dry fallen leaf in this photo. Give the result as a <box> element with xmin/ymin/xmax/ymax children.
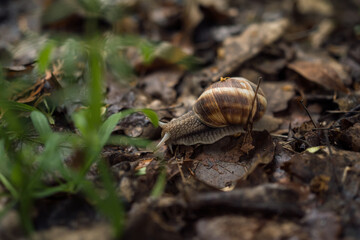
<box><xmin>288</xmin><ymin>60</ymin><xmax>350</xmax><ymax>93</ymax></box>
<box><xmin>140</xmin><ymin>70</ymin><xmax>182</xmax><ymax>105</ymax></box>
<box><xmin>261</xmin><ymin>82</ymin><xmax>295</xmax><ymax>113</ymax></box>
<box><xmin>11</xmin><ymin>71</ymin><xmax>61</xmax><ymax>106</ymax></box>
<box><xmin>189</xmin><ymin>131</ymin><xmax>274</xmax><ymax>189</ymax></box>
<box><xmin>183</xmin><ymin>18</ymin><xmax>289</xmax><ymax>96</ymax></box>
<box><xmin>215</xmin><ymin>18</ymin><xmax>290</xmax><ymax>82</ymax></box>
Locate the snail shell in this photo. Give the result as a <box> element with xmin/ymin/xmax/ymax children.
<box><xmin>193</xmin><ymin>77</ymin><xmax>267</xmax><ymax>127</ymax></box>
<box><xmin>157</xmin><ymin>77</ymin><xmax>267</xmax><ymax>149</ymax></box>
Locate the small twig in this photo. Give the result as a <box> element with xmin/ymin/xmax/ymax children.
<box><xmin>176</xmin><ymin>157</ymin><xmax>186</xmax><ymax>182</ymax></box>
<box><xmin>282</xmin><ymin>145</ymin><xmax>297</xmax><ymax>154</ymax></box>
<box><xmin>246</xmin><ymin>77</ymin><xmax>262</xmax><ymax>129</ymax></box>
<box><xmin>299</xmin><ymin>98</ymin><xmax>317</xmax><ymax>128</ymax></box>
<box><xmin>188</xmin><ymin>166</ymin><xmax>195</xmax><ymax>176</ymax></box>
<box><xmin>243</xmin><ymin>77</ymin><xmax>262</xmax><ymax>145</ymax></box>
<box><xmin>270</xmin><ymin>134</ymin><xmax>289</xmax><ymax>139</ymax></box>
<box><xmin>189</xmin><ymin>162</ymin><xmax>200</xmax><ymax>176</ymax></box>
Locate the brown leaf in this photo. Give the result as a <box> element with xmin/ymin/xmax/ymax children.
<box><xmin>12</xmin><ymin>71</ymin><xmax>61</xmax><ymax>105</ymax></box>
<box><xmin>140</xmin><ymin>70</ymin><xmax>182</xmax><ymax>105</ymax></box>
<box><xmin>182</xmin><ymin>18</ymin><xmax>289</xmax><ymax>96</ymax></box>
<box><xmin>189</xmin><ymin>131</ymin><xmax>274</xmax><ymax>189</ymax></box>
<box><xmin>288</xmin><ymin>61</ymin><xmax>350</xmax><ymax>93</ymax></box>
<box><xmin>261</xmin><ymin>82</ymin><xmax>295</xmax><ymax>113</ymax></box>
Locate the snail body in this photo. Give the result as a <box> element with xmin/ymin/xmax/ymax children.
<box><xmin>157</xmin><ymin>77</ymin><xmax>267</xmax><ymax>148</ymax></box>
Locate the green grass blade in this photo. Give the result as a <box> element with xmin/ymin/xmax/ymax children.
<box><xmin>151</xmin><ymin>167</ymin><xmax>166</xmax><ymax>199</ymax></box>
<box><xmin>0</xmin><ymin>100</ymin><xmax>38</xmax><ymax>112</ymax></box>
<box><xmin>33</xmin><ymin>184</ymin><xmax>71</xmax><ymax>198</ymax></box>
<box><xmin>99</xmin><ymin>109</ymin><xmax>158</xmax><ymax>148</ymax></box>
<box><xmin>137</xmin><ymin>108</ymin><xmax>159</xmax><ymax>127</ymax></box>
<box><xmin>87</xmin><ymin>43</ymin><xmax>103</xmax><ymax>130</ymax></box>
<box><xmin>38</xmin><ymin>40</ymin><xmax>56</xmax><ymax>73</ymax></box>
<box><xmin>30</xmin><ymin>111</ymin><xmax>52</xmax><ymax>140</ymax></box>
<box><xmin>98</xmin><ymin>109</ymin><xmax>134</xmax><ymax>147</ymax></box>
<box><xmin>0</xmin><ymin>172</ymin><xmax>19</xmax><ymax>199</ymax></box>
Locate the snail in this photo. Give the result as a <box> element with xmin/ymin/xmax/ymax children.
<box><xmin>156</xmin><ymin>77</ymin><xmax>267</xmax><ymax>149</ymax></box>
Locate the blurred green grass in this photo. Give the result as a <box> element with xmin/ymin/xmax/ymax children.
<box><xmin>0</xmin><ymin>0</ymin><xmax>201</xmax><ymax>236</ymax></box>
<box><xmin>0</xmin><ymin>0</ymin><xmax>181</xmax><ymax>238</ymax></box>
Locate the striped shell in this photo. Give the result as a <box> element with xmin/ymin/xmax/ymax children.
<box><xmin>193</xmin><ymin>77</ymin><xmax>267</xmax><ymax>127</ymax></box>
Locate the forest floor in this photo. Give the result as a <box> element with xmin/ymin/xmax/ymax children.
<box><xmin>0</xmin><ymin>0</ymin><xmax>360</xmax><ymax>239</ymax></box>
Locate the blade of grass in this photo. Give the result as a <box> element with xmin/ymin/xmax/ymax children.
<box><xmin>0</xmin><ymin>100</ymin><xmax>38</xmax><ymax>112</ymax></box>
<box><xmin>38</xmin><ymin>40</ymin><xmax>56</xmax><ymax>73</ymax></box>
<box><xmin>137</xmin><ymin>108</ymin><xmax>159</xmax><ymax>128</ymax></box>
<box><xmin>87</xmin><ymin>42</ymin><xmax>103</xmax><ymax>130</ymax></box>
<box><xmin>98</xmin><ymin>109</ymin><xmax>134</xmax><ymax>147</ymax></box>
<box><xmin>32</xmin><ymin>183</ymin><xmax>72</xmax><ymax>198</ymax></box>
<box><xmin>98</xmin><ymin>109</ymin><xmax>158</xmax><ymax>148</ymax></box>
<box><xmin>30</xmin><ymin>111</ymin><xmax>52</xmax><ymax>140</ymax></box>
<box><xmin>0</xmin><ymin>172</ymin><xmax>19</xmax><ymax>199</ymax></box>
<box><xmin>151</xmin><ymin>167</ymin><xmax>166</xmax><ymax>199</ymax></box>
<box><xmin>98</xmin><ymin>108</ymin><xmax>158</xmax><ymax>149</ymax></box>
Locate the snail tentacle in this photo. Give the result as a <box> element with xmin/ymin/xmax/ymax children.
<box><xmin>156</xmin><ymin>132</ymin><xmax>171</xmax><ymax>149</ymax></box>
<box><xmin>158</xmin><ymin>121</ymin><xmax>167</xmax><ymax>127</ymax></box>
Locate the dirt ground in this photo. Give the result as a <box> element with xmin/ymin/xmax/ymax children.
<box><xmin>0</xmin><ymin>0</ymin><xmax>360</xmax><ymax>239</ymax></box>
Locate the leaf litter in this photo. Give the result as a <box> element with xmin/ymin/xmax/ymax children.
<box><xmin>1</xmin><ymin>0</ymin><xmax>360</xmax><ymax>240</ymax></box>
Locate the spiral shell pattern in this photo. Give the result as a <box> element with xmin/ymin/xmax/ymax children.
<box><xmin>193</xmin><ymin>77</ymin><xmax>267</xmax><ymax>127</ymax></box>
